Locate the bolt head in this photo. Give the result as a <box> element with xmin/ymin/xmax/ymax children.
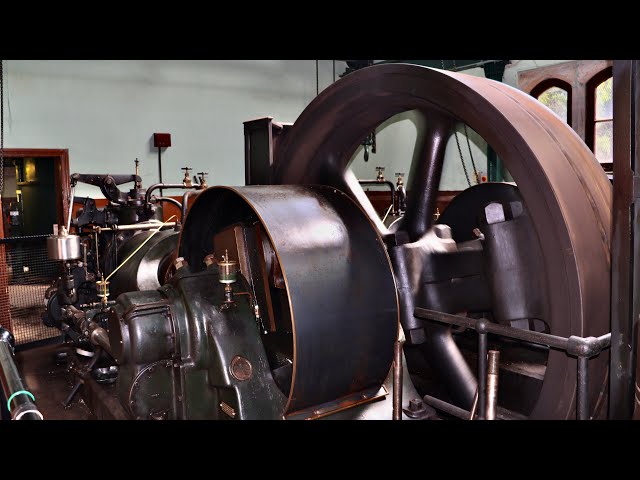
<box><xmin>485</xmin><ymin>202</ymin><xmax>506</xmax><ymax>225</ymax></box>
<box><xmin>174</xmin><ymin>256</ymin><xmax>185</xmax><ymax>270</ymax></box>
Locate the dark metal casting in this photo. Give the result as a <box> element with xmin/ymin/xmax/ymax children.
<box><xmin>273</xmin><ymin>64</ymin><xmax>612</xmax><ymax>419</ymax></box>
<box><xmin>180</xmin><ymin>185</ymin><xmax>398</xmax><ymax>416</ymax></box>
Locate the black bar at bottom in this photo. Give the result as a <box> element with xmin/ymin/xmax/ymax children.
<box><xmin>577</xmin><ymin>356</ymin><xmax>589</xmax><ymax>420</ymax></box>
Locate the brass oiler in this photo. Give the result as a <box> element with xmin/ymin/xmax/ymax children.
<box><xmin>218</xmin><ymin>250</ymin><xmax>238</xmax><ymax>304</ymax></box>
<box><xmin>96</xmin><ymin>275</ymin><xmax>110</xmax><ymax>305</ymax></box>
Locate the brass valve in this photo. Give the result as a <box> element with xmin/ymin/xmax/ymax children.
<box><xmin>197</xmin><ymin>172</ymin><xmax>209</xmax><ymax>189</ymax></box>
<box><xmin>181</xmin><ymin>167</ymin><xmax>193</xmax><ymax>187</ymax></box>
<box><xmin>96</xmin><ymin>274</ymin><xmax>110</xmax><ymax>305</ymax></box>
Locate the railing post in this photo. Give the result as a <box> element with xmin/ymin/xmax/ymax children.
<box><xmin>577</xmin><ymin>356</ymin><xmax>589</xmax><ymax>420</ymax></box>
<box><xmin>477</xmin><ymin>320</ymin><xmax>488</xmax><ymax>420</ymax></box>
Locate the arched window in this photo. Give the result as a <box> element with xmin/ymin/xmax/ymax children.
<box><xmin>530</xmin><ymin>79</ymin><xmax>572</xmax><ymax>124</ymax></box>
<box><xmin>586</xmin><ymin>67</ymin><xmax>613</xmax><ymax>163</ymax></box>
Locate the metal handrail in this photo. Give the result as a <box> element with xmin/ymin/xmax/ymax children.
<box><xmin>413</xmin><ymin>308</ymin><xmax>612</xmax><ymax>420</ymax></box>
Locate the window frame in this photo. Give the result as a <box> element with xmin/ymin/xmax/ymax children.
<box><xmin>585</xmin><ymin>66</ymin><xmax>613</xmax><ymax>155</ymax></box>
<box><xmin>530</xmin><ymin>78</ymin><xmax>573</xmax><ymax>125</ymax></box>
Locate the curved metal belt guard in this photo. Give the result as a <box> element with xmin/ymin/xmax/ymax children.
<box><xmin>180</xmin><ymin>185</ymin><xmax>399</xmax><ymax>415</ymax></box>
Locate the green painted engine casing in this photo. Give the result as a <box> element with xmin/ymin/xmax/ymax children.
<box><xmin>107</xmin><ymin>265</ymin><xmax>287</xmax><ymax>420</ymax></box>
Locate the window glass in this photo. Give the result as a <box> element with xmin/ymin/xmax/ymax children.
<box><xmin>594</xmin><ymin>77</ymin><xmax>612</xmax><ymax>163</ymax></box>
<box><xmin>537</xmin><ymin>86</ymin><xmax>568</xmax><ymax>123</ymax></box>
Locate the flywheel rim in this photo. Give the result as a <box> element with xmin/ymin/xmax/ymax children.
<box><xmin>273</xmin><ymin>64</ymin><xmax>612</xmax><ymax>419</ymax></box>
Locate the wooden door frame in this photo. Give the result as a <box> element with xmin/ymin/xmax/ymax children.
<box><xmin>0</xmin><ymin>148</ymin><xmax>70</xmax><ymax>238</ymax></box>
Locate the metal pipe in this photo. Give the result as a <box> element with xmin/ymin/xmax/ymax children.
<box><xmin>393</xmin><ymin>338</ymin><xmax>403</xmax><ymax>420</ymax></box>
<box><xmin>577</xmin><ymin>356</ymin><xmax>589</xmax><ymax>420</ymax></box>
<box><xmin>597</xmin><ymin>333</ymin><xmax>612</xmax><ymax>349</ymax></box>
<box><xmin>486</xmin><ymin>350</ymin><xmax>500</xmax><ymax>420</ymax></box>
<box><xmin>153</xmin><ymin>196</ymin><xmax>182</xmax><ymax>211</ymax></box>
<box><xmin>181</xmin><ymin>190</ymin><xmax>200</xmax><ymax>223</ymax></box>
<box><xmin>88</xmin><ymin>323</ymin><xmax>112</xmax><ymax>357</ymax></box>
<box><xmin>450</xmin><ymin>60</ymin><xmax>502</xmax><ymax>72</ymax></box>
<box><xmin>358</xmin><ymin>180</ymin><xmax>397</xmax><ymax>215</ymax></box>
<box><xmin>477</xmin><ymin>331</ymin><xmax>488</xmax><ymax>420</ymax></box>
<box><xmin>95</xmin><ymin>222</ymin><xmax>177</xmax><ymax>232</ymax></box>
<box><xmin>145</xmin><ymin>183</ymin><xmax>198</xmax><ymax>205</ymax></box>
<box><xmin>94</xmin><ymin>230</ymin><xmax>101</xmax><ymax>278</ymax></box>
<box><xmin>66</xmin><ymin>184</ymin><xmax>75</xmax><ymax>232</ymax></box>
<box><xmin>158</xmin><ymin>149</ymin><xmax>163</xmax><ymax>196</ymax></box>
<box><xmin>414</xmin><ymin>308</ymin><xmax>571</xmax><ymax>351</ymax></box>
<box><xmin>0</xmin><ymin>328</ymin><xmax>43</xmax><ymax>420</ymax></box>
<box><xmin>422</xmin><ymin>394</ymin><xmax>471</xmax><ymax>420</ymax></box>
<box><xmin>469</xmin><ymin>389</ymin><xmax>478</xmax><ymax>420</ymax></box>
<box><xmin>423</xmin><ymin>393</ymin><xmax>526</xmax><ymax>420</ymax></box>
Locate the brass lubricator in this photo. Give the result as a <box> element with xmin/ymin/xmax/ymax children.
<box><xmin>395</xmin><ymin>172</ymin><xmax>406</xmax><ymax>214</ymax></box>
<box><xmin>376</xmin><ymin>166</ymin><xmax>385</xmax><ymax>182</ymax></box>
<box><xmin>218</xmin><ymin>250</ymin><xmax>238</xmax><ymax>305</ymax></box>
<box><xmin>96</xmin><ymin>274</ymin><xmax>110</xmax><ymax>306</ymax></box>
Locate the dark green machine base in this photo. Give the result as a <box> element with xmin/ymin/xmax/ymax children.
<box><xmin>108</xmin><ymin>264</ymin><xmax>420</xmax><ymax>420</ymax></box>
<box><xmin>109</xmin><ymin>266</ymin><xmax>288</xmax><ymax>420</ymax></box>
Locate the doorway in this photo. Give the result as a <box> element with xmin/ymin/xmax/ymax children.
<box><xmin>0</xmin><ymin>149</ymin><xmax>70</xmax><ymax>346</ymax></box>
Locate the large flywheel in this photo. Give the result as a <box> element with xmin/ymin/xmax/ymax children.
<box><xmin>272</xmin><ymin>64</ymin><xmax>612</xmax><ymax>419</ymax></box>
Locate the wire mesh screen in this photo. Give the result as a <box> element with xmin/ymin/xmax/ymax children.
<box><xmin>0</xmin><ymin>235</ymin><xmax>62</xmax><ymax>345</ymax></box>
